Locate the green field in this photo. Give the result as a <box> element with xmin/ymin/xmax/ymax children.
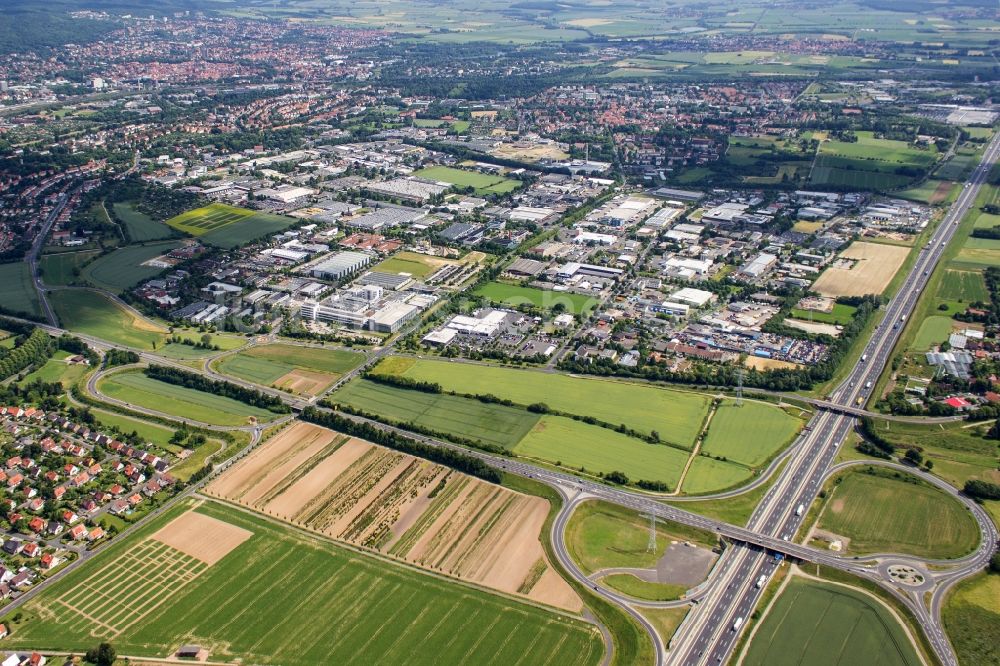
<box><xmin>680</xmin><ymin>456</ymin><xmax>755</xmax><ymax>495</ymax></box>
<box><xmin>700</xmin><ymin>402</ymin><xmax>801</xmax><ymax>468</ymax></box>
<box><xmin>910</xmin><ymin>315</ymin><xmax>954</xmax><ymax>350</ymax></box>
<box><xmin>414</xmin><ymin>165</ymin><xmax>522</xmax><ymax>195</ymax></box>
<box><xmin>1</xmin><ymin>500</ymin><xmax>603</xmax><ymax>666</ymax></box>
<box><xmin>80</xmin><ymin>240</ymin><xmax>183</xmax><ymax>293</ymax></box>
<box><xmin>374</xmin><ymin>251</ymin><xmax>448</xmax><ymax>278</ymax></box>
<box><xmin>90</xmin><ymin>408</ymin><xmax>178</xmax><ymax>448</ymax></box>
<box><xmin>98</xmin><ymin>370</ymin><xmax>278</xmax><ymax>426</ymax></box>
<box><xmin>16</xmin><ymin>350</ymin><xmax>89</xmax><ymax>387</ymax></box>
<box><xmin>379</xmin><ymin>357</ymin><xmax>711</xmax><ymax>448</ymax></box>
<box><xmin>50</xmin><ymin>290</ymin><xmax>166</xmax><ymax>350</ymax></box>
<box><xmin>516</xmin><ymin>416</ymin><xmax>690</xmax><ymax>488</ymax></box>
<box><xmin>166</xmin><ymin>203</ymin><xmax>297</xmax><ymax>249</ymax></box>
<box><xmin>217</xmin><ymin>344</ymin><xmax>364</xmax><ymax>394</ymax></box>
<box><xmin>789</xmin><ymin>304</ymin><xmax>856</xmax><ymax>326</ymax></box>
<box><xmin>39</xmin><ymin>250</ymin><xmax>101</xmax><ymax>286</ymax></box>
<box><xmin>810</xmin><ymin>132</ymin><xmax>937</xmax><ymax>192</ymax></box>
<box><xmin>331</xmin><ymin>378</ymin><xmax>539</xmax><ymax>449</ymax></box>
<box><xmin>939</xmin><ymin>270</ymin><xmax>989</xmax><ymax>303</ymax></box>
<box><xmin>816</xmin><ymin>470</ymin><xmax>979</xmax><ymax>559</ymax></box>
<box><xmin>742</xmin><ymin>577</ymin><xmax>922</xmax><ymax>666</ymax></box>
<box><xmin>112</xmin><ymin>202</ymin><xmax>175</xmax><ymax>241</ymax></box>
<box><xmin>943</xmin><ymin>573</ymin><xmax>1000</xmax><ymax>666</ymax></box>
<box><xmin>0</xmin><ymin>262</ymin><xmax>42</xmax><ymax>318</ymax></box>
<box><xmin>475</xmin><ymin>281</ymin><xmax>599</xmax><ymax>315</ymax></box>
<box><xmin>565</xmin><ymin>500</ymin><xmax>716</xmax><ymax>574</ymax></box>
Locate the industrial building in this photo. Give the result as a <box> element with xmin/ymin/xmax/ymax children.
<box><xmin>310</xmin><ymin>251</ymin><xmax>372</xmax><ymax>281</ymax></box>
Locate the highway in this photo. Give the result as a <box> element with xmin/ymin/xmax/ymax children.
<box><xmin>671</xmin><ymin>131</ymin><xmax>1000</xmax><ymax>666</ymax></box>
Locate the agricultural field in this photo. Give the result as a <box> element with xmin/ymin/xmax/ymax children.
<box><xmin>894</xmin><ymin>179</ymin><xmax>958</xmax><ymax>205</ymax></box>
<box><xmin>156</xmin><ymin>333</ymin><xmax>249</xmax><ymax>360</ymax></box>
<box><xmin>50</xmin><ymin>290</ymin><xmax>167</xmax><ymax>350</ymax></box>
<box><xmin>377</xmin><ymin>357</ymin><xmax>711</xmax><ymax>447</ymax></box>
<box><xmin>1</xmin><ymin>500</ymin><xmax>602</xmax><ymax>665</ymax></box>
<box><xmin>39</xmin><ymin>250</ymin><xmax>101</xmax><ymax>286</ymax></box>
<box><xmin>79</xmin><ymin>240</ymin><xmax>183</xmax><ymax>293</ymax></box>
<box><xmin>216</xmin><ymin>343</ymin><xmax>364</xmax><ymax>396</ymax></box>
<box><xmin>474</xmin><ymin>281</ymin><xmax>599</xmax><ymax>314</ymax></box>
<box><xmin>112</xmin><ymin>202</ymin><xmax>175</xmax><ymax>241</ymax></box>
<box><xmin>330</xmin><ymin>379</ymin><xmax>539</xmax><ymax>449</ymax></box>
<box><xmin>938</xmin><ymin>269</ymin><xmax>989</xmax><ymax>303</ymax></box>
<box><xmin>414</xmin><ymin>165</ymin><xmax>522</xmax><ymax>195</ymax></box>
<box><xmin>943</xmin><ymin>572</ymin><xmax>1000</xmax><ymax>666</ymax></box>
<box><xmin>206</xmin><ymin>422</ymin><xmax>582</xmax><ymax>611</ymax></box>
<box><xmin>815</xmin><ymin>470</ymin><xmax>979</xmax><ymax>559</ymax></box>
<box><xmin>742</xmin><ymin>576</ymin><xmax>922</xmax><ymax>666</ymax></box>
<box><xmin>811</xmin><ymin>241</ymin><xmax>910</xmax><ymax>297</ymax></box>
<box><xmin>700</xmin><ymin>402</ymin><xmax>802</xmax><ymax>468</ymax></box>
<box><xmin>516</xmin><ymin>416</ymin><xmax>690</xmax><ymax>488</ymax></box>
<box><xmin>413</xmin><ymin>118</ymin><xmax>469</xmax><ymax>133</ymax></box>
<box><xmin>810</xmin><ymin>131</ymin><xmax>938</xmax><ymax>192</ymax></box>
<box><xmin>680</xmin><ymin>456</ymin><xmax>755</xmax><ymax>495</ymax></box>
<box><xmin>0</xmin><ymin>262</ymin><xmax>42</xmax><ymax>319</ymax></box>
<box><xmin>165</xmin><ymin>203</ymin><xmax>297</xmax><ymax>249</ymax></box>
<box><xmin>97</xmin><ymin>369</ymin><xmax>279</xmax><ymax>426</ymax></box>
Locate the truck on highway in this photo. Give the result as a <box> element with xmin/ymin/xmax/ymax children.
<box><xmin>756</xmin><ymin>575</ymin><xmax>767</xmax><ymax>589</ymax></box>
<box><xmin>865</xmin><ymin>381</ymin><xmax>872</xmax><ymax>389</ymax></box>
<box><xmin>732</xmin><ymin>617</ymin><xmax>744</xmax><ymax>631</ymax></box>
<box><xmin>900</xmin><ymin>314</ymin><xmax>907</xmax><ymax>322</ymax></box>
<box><xmin>795</xmin><ymin>504</ymin><xmax>804</xmax><ymax>517</ymax></box>
<box><xmin>860</xmin><ymin>354</ymin><xmax>867</xmax><ymax>362</ymax></box>
<box><xmin>856</xmin><ymin>396</ymin><xmax>864</xmax><ymax>406</ymax></box>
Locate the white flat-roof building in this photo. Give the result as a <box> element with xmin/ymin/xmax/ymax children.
<box><xmin>311</xmin><ymin>251</ymin><xmax>372</xmax><ymax>281</ymax></box>
<box><xmin>670</xmin><ymin>287</ymin><xmax>716</xmax><ymax>307</ymax></box>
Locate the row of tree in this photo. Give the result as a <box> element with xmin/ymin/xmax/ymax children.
<box><xmin>301</xmin><ymin>407</ymin><xmax>501</xmax><ymax>483</ymax></box>
<box><xmin>143</xmin><ymin>365</ymin><xmax>289</xmax><ymax>414</ymax></box>
<box><xmin>0</xmin><ymin>328</ymin><xmax>54</xmax><ymax>381</ymax></box>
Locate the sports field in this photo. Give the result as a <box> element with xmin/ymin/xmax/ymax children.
<box><xmin>700</xmin><ymin>402</ymin><xmax>801</xmax><ymax>468</ymax></box>
<box><xmin>166</xmin><ymin>204</ymin><xmax>297</xmax><ymax>248</ymax></box>
<box><xmin>374</xmin><ymin>250</ymin><xmax>455</xmax><ymax>278</ymax></box>
<box><xmin>1</xmin><ymin>500</ymin><xmax>603</xmax><ymax>665</ymax></box>
<box><xmin>811</xmin><ymin>241</ymin><xmax>909</xmax><ymax>298</ymax></box>
<box><xmin>0</xmin><ymin>262</ymin><xmax>42</xmax><ymax>318</ymax></box>
<box><xmin>516</xmin><ymin>416</ymin><xmax>689</xmax><ymax>488</ymax></box>
<box><xmin>39</xmin><ymin>250</ymin><xmax>101</xmax><ymax>286</ymax></box>
<box><xmin>379</xmin><ymin>357</ymin><xmax>711</xmax><ymax>448</ymax></box>
<box><xmin>112</xmin><ymin>202</ymin><xmax>174</xmax><ymax>241</ymax></box>
<box><xmin>475</xmin><ymin>281</ymin><xmax>599</xmax><ymax>314</ymax></box>
<box><xmin>742</xmin><ymin>576</ymin><xmax>921</xmax><ymax>666</ymax></box>
<box><xmin>80</xmin><ymin>240</ymin><xmax>183</xmax><ymax>293</ymax></box>
<box><xmin>817</xmin><ymin>471</ymin><xmax>979</xmax><ymax>559</ymax></box>
<box><xmin>166</xmin><ymin>203</ymin><xmax>255</xmax><ymax>236</ymax></box>
<box><xmin>414</xmin><ymin>165</ymin><xmax>521</xmax><ymax>195</ymax></box>
<box><xmin>331</xmin><ymin>379</ymin><xmax>539</xmax><ymax>448</ymax></box>
<box><xmin>50</xmin><ymin>290</ymin><xmax>166</xmax><ymax>350</ymax></box>
<box><xmin>217</xmin><ymin>344</ymin><xmax>364</xmax><ymax>396</ymax></box>
<box><xmin>98</xmin><ymin>370</ymin><xmax>279</xmax><ymax>426</ymax></box>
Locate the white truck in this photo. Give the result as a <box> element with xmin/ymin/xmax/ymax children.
<box><xmin>732</xmin><ymin>617</ymin><xmax>744</xmax><ymax>631</ymax></box>
<box><xmin>756</xmin><ymin>574</ymin><xmax>767</xmax><ymax>589</ymax></box>
<box><xmin>795</xmin><ymin>504</ymin><xmax>805</xmax><ymax>516</ymax></box>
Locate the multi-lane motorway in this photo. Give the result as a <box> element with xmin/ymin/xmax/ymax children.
<box><xmin>672</xmin><ymin>131</ymin><xmax>1000</xmax><ymax>666</ymax></box>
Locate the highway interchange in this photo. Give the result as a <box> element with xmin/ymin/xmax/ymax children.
<box><xmin>8</xmin><ymin>132</ymin><xmax>1000</xmax><ymax>665</ymax></box>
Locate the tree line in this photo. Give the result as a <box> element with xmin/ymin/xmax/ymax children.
<box><xmin>301</xmin><ymin>407</ymin><xmax>502</xmax><ymax>483</ymax></box>
<box><xmin>143</xmin><ymin>365</ymin><xmax>290</xmax><ymax>414</ymax></box>
<box><xmin>0</xmin><ymin>328</ymin><xmax>54</xmax><ymax>381</ymax></box>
